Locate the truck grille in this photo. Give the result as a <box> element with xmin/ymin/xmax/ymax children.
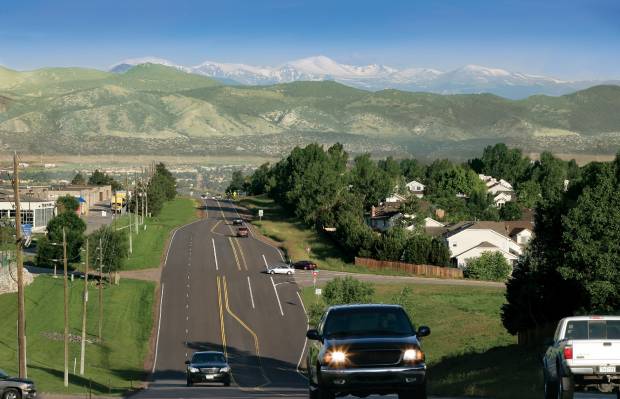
<box><xmin>348</xmin><ymin>349</ymin><xmax>401</xmax><ymax>366</ymax></box>
<box><xmin>200</xmin><ymin>367</ymin><xmax>220</xmax><ymax>374</ymax></box>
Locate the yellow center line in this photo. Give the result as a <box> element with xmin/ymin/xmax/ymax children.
<box><xmin>216</xmin><ymin>276</ymin><xmax>228</xmax><ymax>359</ymax></box>
<box><xmin>233</xmin><ymin>238</ymin><xmax>248</xmax><ymax>271</ymax></box>
<box><xmin>223</xmin><ymin>276</ymin><xmax>271</xmax><ymax>388</ymax></box>
<box><xmin>228</xmin><ymin>237</ymin><xmax>242</xmax><ymax>271</ymax></box>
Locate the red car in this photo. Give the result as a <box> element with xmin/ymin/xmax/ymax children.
<box><xmin>292</xmin><ymin>260</ymin><xmax>317</xmax><ymax>270</ymax></box>
<box><xmin>237</xmin><ymin>227</ymin><xmax>249</xmax><ymax>237</ymax></box>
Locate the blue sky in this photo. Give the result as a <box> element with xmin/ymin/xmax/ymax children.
<box><xmin>0</xmin><ymin>0</ymin><xmax>618</xmax><ymax>80</ymax></box>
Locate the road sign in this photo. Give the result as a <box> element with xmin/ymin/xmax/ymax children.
<box><xmin>258</xmin><ymin>209</ymin><xmax>264</xmax><ymax>221</ymax></box>
<box><xmin>315</xmin><ymin>288</ymin><xmax>322</xmax><ymax>296</ymax></box>
<box><xmin>312</xmin><ymin>270</ymin><xmax>318</xmax><ymax>278</ymax></box>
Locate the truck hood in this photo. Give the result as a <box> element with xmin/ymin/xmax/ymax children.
<box><xmin>4</xmin><ymin>377</ymin><xmax>34</xmax><ymax>385</ymax></box>
<box><xmin>325</xmin><ymin>335</ymin><xmax>420</xmax><ymax>349</ymax></box>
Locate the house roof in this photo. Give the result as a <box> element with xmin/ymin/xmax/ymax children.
<box><xmin>369</xmin><ymin>203</ymin><xmax>402</xmax><ymax>220</ymax></box>
<box><xmin>504</xmin><ymin>220</ymin><xmax>534</xmax><ymax>236</ymax></box>
<box><xmin>425</xmin><ymin>226</ymin><xmax>450</xmax><ymax>237</ymax></box>
<box><xmin>445</xmin><ymin>221</ymin><xmax>510</xmax><ymax>238</ymax></box>
<box><xmin>454</xmin><ymin>241</ymin><xmax>518</xmax><ymax>259</ymax></box>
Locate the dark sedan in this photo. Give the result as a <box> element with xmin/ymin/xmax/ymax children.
<box><xmin>185</xmin><ymin>351</ymin><xmax>231</xmax><ymax>387</ymax></box>
<box><xmin>232</xmin><ymin>219</ymin><xmax>244</xmax><ymax>226</ymax></box>
<box><xmin>292</xmin><ymin>260</ymin><xmax>317</xmax><ymax>270</ymax></box>
<box><xmin>306</xmin><ymin>304</ymin><xmax>430</xmax><ymax>399</ymax></box>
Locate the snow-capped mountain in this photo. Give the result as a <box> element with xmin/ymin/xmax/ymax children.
<box><xmin>108</xmin><ymin>56</ymin><xmax>609</xmax><ymax>99</ymax></box>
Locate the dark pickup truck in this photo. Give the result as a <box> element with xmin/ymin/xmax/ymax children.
<box><xmin>306</xmin><ymin>304</ymin><xmax>430</xmax><ymax>399</ymax></box>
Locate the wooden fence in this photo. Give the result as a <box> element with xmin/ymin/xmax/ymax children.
<box><xmin>354</xmin><ymin>257</ymin><xmax>463</xmax><ymax>279</ymax></box>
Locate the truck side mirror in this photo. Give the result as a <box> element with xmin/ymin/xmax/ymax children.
<box><xmin>306</xmin><ymin>329</ymin><xmax>322</xmax><ymax>341</ymax></box>
<box><xmin>417</xmin><ymin>326</ymin><xmax>431</xmax><ymax>337</ymax></box>
<box><xmin>184</xmin><ymin>360</ymin><xmax>190</xmax><ymax>365</ymax></box>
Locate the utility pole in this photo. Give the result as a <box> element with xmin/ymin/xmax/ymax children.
<box><xmin>63</xmin><ymin>228</ymin><xmax>69</xmax><ymax>387</ymax></box>
<box><xmin>13</xmin><ymin>151</ymin><xmax>27</xmax><ymax>378</ymax></box>
<box><xmin>79</xmin><ymin>239</ymin><xmax>89</xmax><ymax>375</ymax></box>
<box><xmin>98</xmin><ymin>238</ymin><xmax>103</xmax><ymax>341</ymax></box>
<box><xmin>141</xmin><ymin>178</ymin><xmax>145</xmax><ymax>225</ymax></box>
<box><xmin>134</xmin><ymin>174</ymin><xmax>139</xmax><ymax>235</ymax></box>
<box><xmin>126</xmin><ymin>174</ymin><xmax>132</xmax><ymax>254</ymax></box>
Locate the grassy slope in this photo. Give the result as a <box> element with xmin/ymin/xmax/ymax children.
<box><xmin>301</xmin><ymin>283</ymin><xmax>541</xmax><ymax>399</ymax></box>
<box><xmin>0</xmin><ymin>276</ymin><xmax>154</xmax><ymax>395</ymax></box>
<box><xmin>239</xmin><ymin>195</ymin><xmax>415</xmax><ymax>277</ymax></box>
<box><xmin>124</xmin><ymin>197</ymin><xmax>198</xmax><ymax>270</ymax></box>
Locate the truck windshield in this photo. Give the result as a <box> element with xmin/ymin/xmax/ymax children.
<box><xmin>565</xmin><ymin>320</ymin><xmax>620</xmax><ymax>340</ymax></box>
<box><xmin>323</xmin><ymin>307</ymin><xmax>414</xmax><ymax>338</ymax></box>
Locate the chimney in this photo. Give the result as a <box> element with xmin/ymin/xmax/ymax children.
<box><xmin>371</xmin><ymin>205</ymin><xmax>376</xmax><ymax>218</ymax></box>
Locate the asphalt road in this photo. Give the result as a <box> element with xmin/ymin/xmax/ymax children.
<box><xmin>133</xmin><ymin>198</ymin><xmax>309</xmax><ymax>398</ymax></box>
<box><xmin>131</xmin><ymin>198</ymin><xmax>617</xmax><ymax>399</ymax></box>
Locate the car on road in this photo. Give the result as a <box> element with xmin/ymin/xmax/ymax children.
<box><xmin>232</xmin><ymin>219</ymin><xmax>244</xmax><ymax>226</ymax></box>
<box><xmin>185</xmin><ymin>351</ymin><xmax>231</xmax><ymax>387</ymax></box>
<box><xmin>267</xmin><ymin>264</ymin><xmax>295</xmax><ymax>275</ymax></box>
<box><xmin>0</xmin><ymin>369</ymin><xmax>37</xmax><ymax>399</ymax></box>
<box><xmin>306</xmin><ymin>304</ymin><xmax>430</xmax><ymax>399</ymax></box>
<box><xmin>237</xmin><ymin>226</ymin><xmax>249</xmax><ymax>237</ymax></box>
<box><xmin>543</xmin><ymin>316</ymin><xmax>620</xmax><ymax>399</ymax></box>
<box><xmin>292</xmin><ymin>260</ymin><xmax>317</xmax><ymax>270</ymax></box>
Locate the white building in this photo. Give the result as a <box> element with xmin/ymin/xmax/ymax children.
<box><xmin>405</xmin><ymin>180</ymin><xmax>425</xmax><ymax>198</ymax></box>
<box><xmin>384</xmin><ymin>193</ymin><xmax>407</xmax><ymax>203</ymax></box>
<box><xmin>493</xmin><ymin>192</ymin><xmax>513</xmax><ymax>207</ymax></box>
<box><xmin>0</xmin><ymin>198</ymin><xmax>56</xmax><ymax>233</ymax></box>
<box><xmin>445</xmin><ymin>221</ymin><xmax>522</xmax><ymax>268</ymax></box>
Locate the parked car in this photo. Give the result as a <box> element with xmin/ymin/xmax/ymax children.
<box><xmin>306</xmin><ymin>304</ymin><xmax>430</xmax><ymax>399</ymax></box>
<box><xmin>185</xmin><ymin>351</ymin><xmax>231</xmax><ymax>387</ymax></box>
<box><xmin>232</xmin><ymin>219</ymin><xmax>244</xmax><ymax>226</ymax></box>
<box><xmin>237</xmin><ymin>226</ymin><xmax>249</xmax><ymax>237</ymax></box>
<box><xmin>543</xmin><ymin>316</ymin><xmax>620</xmax><ymax>399</ymax></box>
<box><xmin>267</xmin><ymin>264</ymin><xmax>295</xmax><ymax>275</ymax></box>
<box><xmin>0</xmin><ymin>369</ymin><xmax>37</xmax><ymax>399</ymax></box>
<box><xmin>292</xmin><ymin>260</ymin><xmax>317</xmax><ymax>270</ymax></box>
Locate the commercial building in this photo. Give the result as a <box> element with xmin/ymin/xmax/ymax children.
<box><xmin>0</xmin><ymin>189</ymin><xmax>56</xmax><ymax>233</ymax></box>
<box><xmin>48</xmin><ymin>185</ymin><xmax>112</xmax><ymax>215</ymax></box>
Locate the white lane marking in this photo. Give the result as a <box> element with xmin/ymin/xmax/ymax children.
<box><xmin>164</xmin><ymin>229</ymin><xmax>179</xmax><ymax>266</ymax></box>
<box><xmin>262</xmin><ymin>254</ymin><xmax>270</xmax><ymax>271</ymax></box>
<box><xmin>152</xmin><ymin>283</ymin><xmax>165</xmax><ymax>374</ymax></box>
<box><xmin>296</xmin><ymin>291</ymin><xmax>309</xmax><ymax>380</ymax></box>
<box><xmin>270</xmin><ymin>276</ymin><xmax>284</xmax><ymax>316</ymax></box>
<box><xmin>247</xmin><ymin>276</ymin><xmax>255</xmax><ymax>309</ymax></box>
<box><xmin>212</xmin><ymin>238</ymin><xmax>219</xmax><ymax>271</ymax></box>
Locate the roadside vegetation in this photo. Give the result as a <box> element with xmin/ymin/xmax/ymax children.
<box><xmin>0</xmin><ymin>275</ymin><xmax>154</xmax><ymax>395</ymax></box>
<box><xmin>302</xmin><ymin>277</ymin><xmax>541</xmax><ymax>399</ymax></box>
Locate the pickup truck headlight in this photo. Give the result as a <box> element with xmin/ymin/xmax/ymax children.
<box><xmin>188</xmin><ymin>366</ymin><xmax>200</xmax><ymax>373</ymax></box>
<box><xmin>220</xmin><ymin>366</ymin><xmax>231</xmax><ymax>373</ymax></box>
<box><xmin>403</xmin><ymin>349</ymin><xmax>424</xmax><ymax>362</ymax></box>
<box><xmin>324</xmin><ymin>350</ymin><xmax>347</xmax><ymax>365</ymax></box>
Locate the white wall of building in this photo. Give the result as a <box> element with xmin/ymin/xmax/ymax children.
<box><xmin>447</xmin><ymin>229</ymin><xmax>522</xmax><ymax>258</ymax></box>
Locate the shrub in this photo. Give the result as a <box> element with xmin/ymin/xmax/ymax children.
<box><xmin>464</xmin><ymin>252</ymin><xmax>512</xmax><ymax>281</ymax></box>
<box><xmin>322</xmin><ymin>277</ymin><xmax>375</xmax><ymax>306</ymax></box>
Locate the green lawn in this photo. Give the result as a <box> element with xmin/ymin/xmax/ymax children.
<box><xmin>0</xmin><ymin>275</ymin><xmax>154</xmax><ymax>396</ymax></box>
<box><xmin>239</xmin><ymin>195</ymin><xmax>418</xmax><ymax>277</ymax></box>
<box><xmin>124</xmin><ymin>197</ymin><xmax>198</xmax><ymax>270</ymax></box>
<box><xmin>301</xmin><ymin>283</ymin><xmax>542</xmax><ymax>399</ymax></box>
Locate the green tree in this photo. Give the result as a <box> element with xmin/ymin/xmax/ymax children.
<box><xmin>322</xmin><ymin>277</ymin><xmax>375</xmax><ymax>306</ymax></box>
<box><xmin>56</xmin><ymin>195</ymin><xmax>79</xmax><ymax>213</ymax></box>
<box><xmin>400</xmin><ymin>159</ymin><xmax>425</xmax><ymax>181</ymax></box>
<box><xmin>373</xmin><ymin>227</ymin><xmax>409</xmax><ymax>261</ymax></box>
<box><xmin>89</xmin><ymin>226</ymin><xmax>129</xmax><ymax>274</ymax></box>
<box><xmin>402</xmin><ymin>235</ymin><xmax>450</xmax><ymax>266</ymax></box>
<box><xmin>499</xmin><ymin>201</ymin><xmax>522</xmax><ymax>221</ymax></box>
<box><xmin>36</xmin><ymin>212</ymin><xmax>86</xmax><ymax>267</ymax></box>
<box><xmin>88</xmin><ymin>169</ymin><xmax>122</xmax><ymax>191</ymax></box>
<box><xmin>71</xmin><ymin>172</ymin><xmax>86</xmax><ymax>185</ymax></box>
<box><xmin>516</xmin><ymin>180</ymin><xmax>541</xmax><ymax>208</ymax></box>
<box><xmin>350</xmin><ymin>154</ymin><xmax>393</xmax><ymax>209</ymax></box>
<box><xmin>378</xmin><ymin>156</ymin><xmax>402</xmax><ymax>180</ymax></box>
<box><xmin>227</xmin><ymin>170</ymin><xmax>246</xmax><ymax>194</ymax></box>
<box><xmin>476</xmin><ymin>143</ymin><xmax>530</xmax><ymax>184</ymax></box>
<box><xmin>464</xmin><ymin>252</ymin><xmax>512</xmax><ymax>281</ymax></box>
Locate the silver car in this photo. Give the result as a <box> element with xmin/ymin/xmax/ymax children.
<box><xmin>267</xmin><ymin>264</ymin><xmax>295</xmax><ymax>275</ymax></box>
<box><xmin>0</xmin><ymin>369</ymin><xmax>36</xmax><ymax>399</ymax></box>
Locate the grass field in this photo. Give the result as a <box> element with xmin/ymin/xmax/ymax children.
<box><xmin>0</xmin><ymin>275</ymin><xmax>154</xmax><ymax>395</ymax></box>
<box><xmin>239</xmin><ymin>195</ymin><xmax>417</xmax><ymax>277</ymax></box>
<box><xmin>124</xmin><ymin>197</ymin><xmax>198</xmax><ymax>270</ymax></box>
<box><xmin>301</xmin><ymin>283</ymin><xmax>542</xmax><ymax>399</ymax></box>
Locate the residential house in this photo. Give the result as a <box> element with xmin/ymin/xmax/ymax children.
<box><xmin>366</xmin><ymin>204</ymin><xmax>403</xmax><ymax>232</ymax></box>
<box><xmin>405</xmin><ymin>180</ymin><xmax>425</xmax><ymax>198</ymax></box>
<box><xmin>384</xmin><ymin>193</ymin><xmax>408</xmax><ymax>204</ymax></box>
<box><xmin>505</xmin><ymin>220</ymin><xmax>534</xmax><ymax>246</ymax></box>
<box><xmin>493</xmin><ymin>192</ymin><xmax>513</xmax><ymax>207</ymax></box>
<box><xmin>404</xmin><ymin>217</ymin><xmax>445</xmax><ymax>232</ymax></box>
<box><xmin>444</xmin><ymin>221</ymin><xmax>523</xmax><ymax>268</ymax></box>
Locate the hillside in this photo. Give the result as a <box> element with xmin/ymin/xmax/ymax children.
<box><xmin>0</xmin><ymin>64</ymin><xmax>619</xmax><ymax>157</ymax></box>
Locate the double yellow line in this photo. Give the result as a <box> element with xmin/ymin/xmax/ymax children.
<box><xmin>216</xmin><ymin>275</ymin><xmax>228</xmax><ymax>359</ymax></box>
<box><xmin>228</xmin><ymin>237</ymin><xmax>248</xmax><ymax>271</ymax></box>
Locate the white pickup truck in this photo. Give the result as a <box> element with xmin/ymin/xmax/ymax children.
<box><xmin>543</xmin><ymin>316</ymin><xmax>620</xmax><ymax>399</ymax></box>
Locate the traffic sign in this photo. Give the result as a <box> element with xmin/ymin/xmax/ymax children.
<box><xmin>312</xmin><ymin>270</ymin><xmax>318</xmax><ymax>278</ymax></box>
<box><xmin>315</xmin><ymin>288</ymin><xmax>322</xmax><ymax>296</ymax></box>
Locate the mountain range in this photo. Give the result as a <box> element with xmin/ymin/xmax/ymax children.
<box><xmin>109</xmin><ymin>56</ymin><xmax>617</xmax><ymax>99</ymax></box>
<box><xmin>0</xmin><ymin>63</ymin><xmax>619</xmax><ymax>158</ymax></box>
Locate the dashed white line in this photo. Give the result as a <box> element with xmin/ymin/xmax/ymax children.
<box><xmin>152</xmin><ymin>283</ymin><xmax>165</xmax><ymax>374</ymax></box>
<box><xmin>262</xmin><ymin>254</ymin><xmax>269</xmax><ymax>270</ymax></box>
<box><xmin>212</xmin><ymin>238</ymin><xmax>219</xmax><ymax>271</ymax></box>
<box><xmin>247</xmin><ymin>276</ymin><xmax>255</xmax><ymax>309</ymax></box>
<box><xmin>270</xmin><ymin>276</ymin><xmax>284</xmax><ymax>316</ymax></box>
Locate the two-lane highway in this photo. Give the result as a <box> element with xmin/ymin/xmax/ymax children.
<box><xmin>134</xmin><ymin>198</ymin><xmax>308</xmax><ymax>398</ymax></box>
